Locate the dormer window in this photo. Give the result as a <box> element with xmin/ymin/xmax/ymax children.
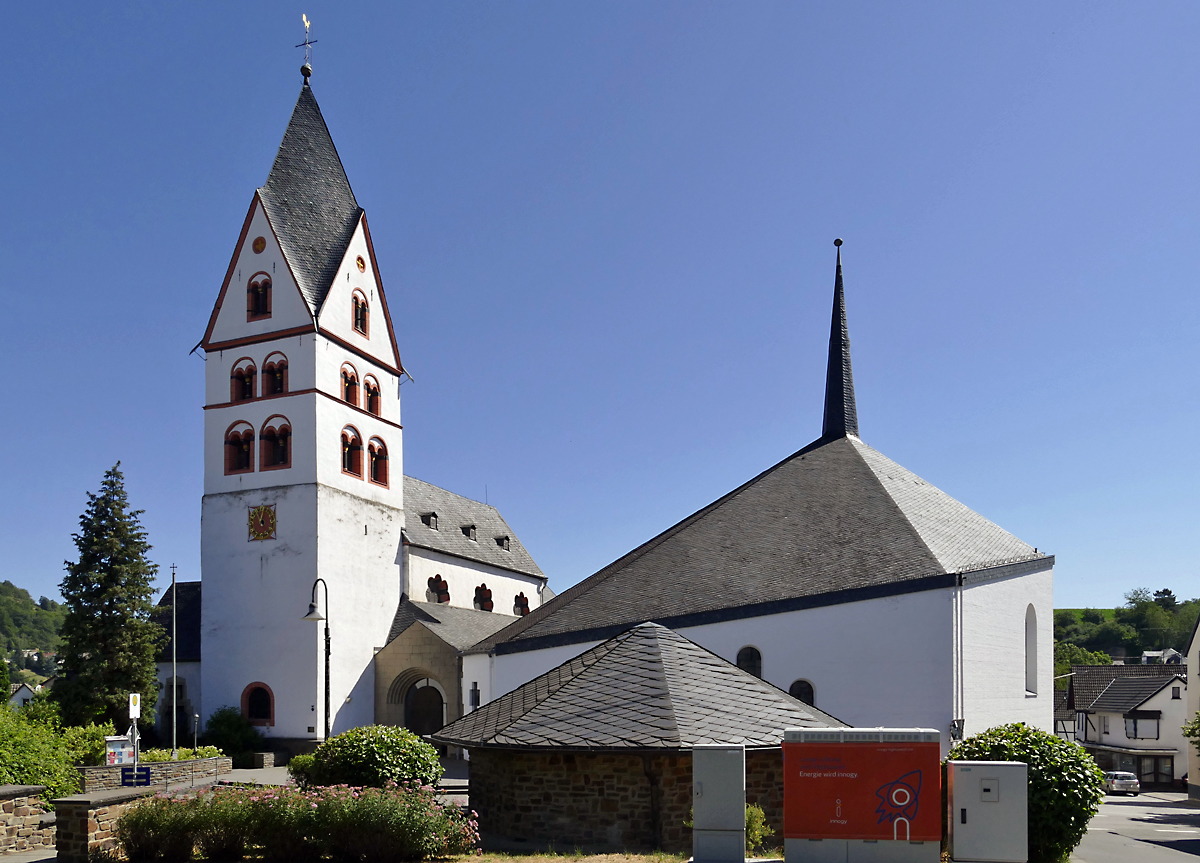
<box><xmin>352</xmin><ymin>291</ymin><xmax>369</xmax><ymax>336</ymax></box>
<box><xmin>247</xmin><ymin>274</ymin><xmax>272</xmax><ymax>321</ymax></box>
<box><xmin>495</xmin><ymin>536</ymin><xmax>511</xmax><ymax>551</ymax></box>
<box><xmin>462</xmin><ymin>525</ymin><xmax>477</xmax><ymax>541</ymax></box>
<box><xmin>420</xmin><ymin>512</ymin><xmax>438</xmax><ymax>530</ymax></box>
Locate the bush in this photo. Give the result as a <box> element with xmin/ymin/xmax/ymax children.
<box><xmin>0</xmin><ymin>706</ymin><xmax>81</xmax><ymax>799</ymax></box>
<box><xmin>745</xmin><ymin>803</ymin><xmax>774</xmax><ymax>853</ymax></box>
<box><xmin>116</xmin><ymin>783</ymin><xmax>478</xmax><ymax>862</ymax></box>
<box><xmin>301</xmin><ymin>725</ymin><xmax>443</xmax><ymax>789</ymax></box>
<box><xmin>140</xmin><ymin>746</ymin><xmax>223</xmax><ymax>763</ymax></box>
<box><xmin>202</xmin><ymin>706</ymin><xmax>264</xmax><ymax>767</ymax></box>
<box><xmin>949</xmin><ymin>722</ymin><xmax>1103</xmax><ymax>862</ymax></box>
<box><xmin>287</xmin><ymin>753</ymin><xmax>316</xmax><ymax>786</ymax></box>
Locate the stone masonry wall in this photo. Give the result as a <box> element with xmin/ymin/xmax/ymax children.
<box><xmin>77</xmin><ymin>756</ymin><xmax>232</xmax><ymax>791</ymax></box>
<box><xmin>54</xmin><ymin>787</ymin><xmax>160</xmax><ymax>863</ymax></box>
<box><xmin>0</xmin><ymin>785</ymin><xmax>55</xmax><ymax>855</ymax></box>
<box><xmin>469</xmin><ymin>748</ymin><xmax>784</xmax><ymax>854</ymax></box>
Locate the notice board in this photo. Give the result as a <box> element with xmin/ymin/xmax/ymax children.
<box><xmin>783</xmin><ymin>734</ymin><xmax>940</xmax><ymax>842</ymax></box>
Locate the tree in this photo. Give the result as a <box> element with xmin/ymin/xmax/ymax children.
<box><xmin>1053</xmin><ymin>642</ymin><xmax>1111</xmax><ymax>689</ymax></box>
<box><xmin>0</xmin><ymin>655</ymin><xmax>9</xmax><ymax>697</ymax></box>
<box><xmin>1154</xmin><ymin>588</ymin><xmax>1179</xmax><ymax>612</ymax></box>
<box><xmin>53</xmin><ymin>464</ymin><xmax>164</xmax><ymax>728</ymax></box>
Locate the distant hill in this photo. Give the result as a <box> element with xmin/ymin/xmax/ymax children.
<box><xmin>0</xmin><ymin>581</ymin><xmax>66</xmax><ymax>654</ymax></box>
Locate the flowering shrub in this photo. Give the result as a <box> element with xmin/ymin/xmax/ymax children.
<box><xmin>296</xmin><ymin>725</ymin><xmax>444</xmax><ymax>789</ymax></box>
<box><xmin>115</xmin><ymin>781</ymin><xmax>479</xmax><ymax>861</ymax></box>
<box><xmin>139</xmin><ymin>746</ymin><xmax>224</xmax><ymax>762</ymax></box>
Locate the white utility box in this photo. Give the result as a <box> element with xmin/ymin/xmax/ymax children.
<box><xmin>693</xmin><ymin>744</ymin><xmax>746</xmax><ymax>863</ymax></box>
<box><xmin>946</xmin><ymin>761</ymin><xmax>1027</xmax><ymax>863</ymax></box>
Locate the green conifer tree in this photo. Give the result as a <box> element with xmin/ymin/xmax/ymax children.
<box><xmin>54</xmin><ymin>464</ymin><xmax>164</xmax><ymax>727</ymax></box>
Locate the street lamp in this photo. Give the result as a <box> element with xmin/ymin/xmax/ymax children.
<box><xmin>302</xmin><ymin>578</ymin><xmax>330</xmax><ymax>739</ymax></box>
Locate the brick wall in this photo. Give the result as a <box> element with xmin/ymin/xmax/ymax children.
<box><xmin>469</xmin><ymin>748</ymin><xmax>784</xmax><ymax>854</ymax></box>
<box><xmin>77</xmin><ymin>756</ymin><xmax>232</xmax><ymax>791</ymax></box>
<box><xmin>0</xmin><ymin>785</ymin><xmax>55</xmax><ymax>855</ymax></box>
<box><xmin>54</xmin><ymin>786</ymin><xmax>161</xmax><ymax>863</ymax></box>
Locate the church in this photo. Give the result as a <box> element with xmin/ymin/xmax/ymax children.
<box><xmin>159</xmin><ymin>69</ymin><xmax>1054</xmax><ymax>755</ymax></box>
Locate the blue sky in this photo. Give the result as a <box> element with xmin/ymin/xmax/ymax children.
<box><xmin>1</xmin><ymin>3</ymin><xmax>1197</xmax><ymax>610</ymax></box>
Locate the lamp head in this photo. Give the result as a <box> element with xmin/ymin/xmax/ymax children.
<box><xmin>302</xmin><ymin>602</ymin><xmax>325</xmax><ymax>622</ymax></box>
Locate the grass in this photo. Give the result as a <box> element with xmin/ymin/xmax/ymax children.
<box><xmin>1057</xmin><ymin>608</ymin><xmax>1116</xmax><ymax>621</ymax></box>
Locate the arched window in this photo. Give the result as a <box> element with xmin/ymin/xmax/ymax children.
<box><xmin>240</xmin><ymin>681</ymin><xmax>274</xmax><ymax>726</ymax></box>
<box><xmin>341</xmin><ymin>364</ymin><xmax>359</xmax><ymax>407</ymax></box>
<box><xmin>230</xmin><ymin>359</ymin><xmax>256</xmax><ymax>403</ymax></box>
<box><xmin>474</xmin><ymin>584</ymin><xmax>494</xmax><ymax>612</ymax></box>
<box><xmin>224</xmin><ymin>422</ymin><xmax>255</xmax><ymax>475</ymax></box>
<box><xmin>427</xmin><ymin>575</ymin><xmax>449</xmax><ymax>604</ymax></box>
<box><xmin>341</xmin><ymin>426</ymin><xmax>363</xmax><ymax>477</ymax></box>
<box><xmin>262</xmin><ymin>352</ymin><xmax>288</xmax><ymax>396</ymax></box>
<box><xmin>1025</xmin><ymin>605</ymin><xmax>1038</xmax><ymax>694</ymax></box>
<box><xmin>363</xmin><ymin>376</ymin><xmax>381</xmax><ymax>416</ymax></box>
<box><xmin>352</xmin><ymin>290</ymin><xmax>369</xmax><ymax>336</ymax></box>
<box><xmin>260</xmin><ymin>416</ymin><xmax>292</xmax><ymax>470</ymax></box>
<box><xmin>789</xmin><ymin>679</ymin><xmax>815</xmax><ymax>706</ymax></box>
<box><xmin>246</xmin><ymin>274</ymin><xmax>272</xmax><ymax>321</ymax></box>
<box><xmin>736</xmin><ymin>646</ymin><xmax>762</xmax><ymax>678</ymax></box>
<box><xmin>514</xmin><ymin>592</ymin><xmax>530</xmax><ymax>616</ymax></box>
<box><xmin>368</xmin><ymin>437</ymin><xmax>388</xmax><ymax>487</ymax></box>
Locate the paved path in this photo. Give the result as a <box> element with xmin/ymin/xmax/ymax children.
<box><xmin>1073</xmin><ymin>791</ymin><xmax>1200</xmax><ymax>862</ymax></box>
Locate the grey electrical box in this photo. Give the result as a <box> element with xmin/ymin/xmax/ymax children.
<box><xmin>946</xmin><ymin>761</ymin><xmax>1027</xmax><ymax>863</ymax></box>
<box><xmin>693</xmin><ymin>744</ymin><xmax>746</xmax><ymax>863</ymax></box>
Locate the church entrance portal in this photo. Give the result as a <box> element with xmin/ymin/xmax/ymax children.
<box><xmin>404</xmin><ymin>679</ymin><xmax>445</xmax><ymax>736</ymax></box>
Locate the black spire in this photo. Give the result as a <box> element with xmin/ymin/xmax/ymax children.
<box><xmin>821</xmin><ymin>239</ymin><xmax>859</xmax><ymax>439</ymax></box>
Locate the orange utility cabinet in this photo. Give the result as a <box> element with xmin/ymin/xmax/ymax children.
<box><xmin>783</xmin><ymin>728</ymin><xmax>941</xmax><ymax>863</ymax></box>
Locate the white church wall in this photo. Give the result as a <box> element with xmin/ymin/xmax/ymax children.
<box><xmin>678</xmin><ymin>590</ymin><xmax>954</xmax><ymax>738</ymax></box>
<box><xmin>204</xmin><ymin>393</ymin><xmax>318</xmax><ymax>493</ymax></box>
<box><xmin>200</xmin><ymin>483</ymin><xmax>322</xmax><ymax>739</ymax></box>
<box><xmin>313</xmin><ymin>483</ymin><xmax>404</xmax><ymax>734</ymax></box>
<box><xmin>207</xmin><ymin>201</ymin><xmax>313</xmax><ymax>346</ymax></box>
<box><xmin>204</xmin><ymin>334</ymin><xmax>314</xmax><ymax>407</ymax></box>
<box><xmin>487</xmin><ymin>641</ymin><xmax>604</xmax><ymax>707</ymax></box>
<box><xmin>316</xmin><ymin>222</ymin><xmax>400</xmax><ymax>371</ymax></box>
<box><xmin>405</xmin><ymin>546</ymin><xmax>545</xmax><ymax>615</ymax></box>
<box><xmin>960</xmin><ymin>566</ymin><xmax>1054</xmax><ymax>737</ymax></box>
<box><xmin>315</xmin><ymin>338</ymin><xmax>401</xmax><ymax>427</ymax></box>
<box><xmin>314</xmin><ymin>387</ymin><xmax>403</xmax><ymax>505</ymax></box>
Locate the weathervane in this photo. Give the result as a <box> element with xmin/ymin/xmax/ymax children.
<box><xmin>296</xmin><ymin>14</ymin><xmax>318</xmax><ymax>80</ymax></box>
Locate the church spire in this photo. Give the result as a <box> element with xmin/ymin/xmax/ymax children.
<box><xmin>821</xmin><ymin>238</ymin><xmax>859</xmax><ymax>439</ymax></box>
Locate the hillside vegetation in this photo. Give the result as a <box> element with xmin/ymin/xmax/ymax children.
<box><xmin>1056</xmin><ymin>587</ymin><xmax>1198</xmax><ymax>659</ymax></box>
<box><xmin>0</xmin><ymin>581</ymin><xmax>65</xmax><ymax>654</ymax></box>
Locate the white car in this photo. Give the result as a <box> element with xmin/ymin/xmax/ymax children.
<box><xmin>1103</xmin><ymin>771</ymin><xmax>1140</xmax><ymax>796</ymax></box>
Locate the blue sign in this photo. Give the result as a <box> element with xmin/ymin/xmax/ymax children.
<box><xmin>121</xmin><ymin>767</ymin><xmax>151</xmax><ymax>787</ymax></box>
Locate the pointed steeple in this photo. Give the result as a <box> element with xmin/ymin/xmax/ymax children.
<box><xmin>259</xmin><ymin>82</ymin><xmax>362</xmax><ymax>313</ymax></box>
<box><xmin>821</xmin><ymin>239</ymin><xmax>859</xmax><ymax>439</ymax></box>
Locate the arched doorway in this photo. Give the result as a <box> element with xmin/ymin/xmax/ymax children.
<box><xmin>404</xmin><ymin>678</ymin><xmax>446</xmax><ymax>736</ymax></box>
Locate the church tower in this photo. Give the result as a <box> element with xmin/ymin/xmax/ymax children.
<box><xmin>198</xmin><ymin>73</ymin><xmax>405</xmax><ymax>742</ymax></box>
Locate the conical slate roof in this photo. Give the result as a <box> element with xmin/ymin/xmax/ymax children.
<box><xmin>434</xmin><ymin>622</ymin><xmax>842</xmax><ymax>751</ymax></box>
<box><xmin>469</xmin><ymin>247</ymin><xmax>1050</xmax><ymax>656</ymax></box>
<box><xmin>259</xmin><ymin>83</ymin><xmax>363</xmax><ymax>313</ymax></box>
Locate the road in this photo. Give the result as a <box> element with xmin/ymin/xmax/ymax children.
<box><xmin>1073</xmin><ymin>791</ymin><xmax>1200</xmax><ymax>862</ymax></box>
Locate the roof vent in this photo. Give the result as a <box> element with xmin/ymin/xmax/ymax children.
<box><xmin>462</xmin><ymin>525</ymin><xmax>477</xmax><ymax>542</ymax></box>
<box><xmin>495</xmin><ymin>536</ymin><xmax>511</xmax><ymax>551</ymax></box>
<box><xmin>420</xmin><ymin>512</ymin><xmax>438</xmax><ymax>530</ymax></box>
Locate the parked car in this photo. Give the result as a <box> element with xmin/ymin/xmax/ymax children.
<box><xmin>1103</xmin><ymin>771</ymin><xmax>1140</xmax><ymax>796</ymax></box>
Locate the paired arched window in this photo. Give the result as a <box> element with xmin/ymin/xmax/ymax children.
<box><xmin>341</xmin><ymin>364</ymin><xmax>359</xmax><ymax>407</ymax></box>
<box><xmin>736</xmin><ymin>646</ymin><xmax>762</xmax><ymax>678</ymax></box>
<box><xmin>363</xmin><ymin>376</ymin><xmax>381</xmax><ymax>416</ymax></box>
<box><xmin>224</xmin><ymin>422</ymin><xmax>255</xmax><ymax>475</ymax></box>
<box><xmin>247</xmin><ymin>274</ymin><xmax>272</xmax><ymax>321</ymax></box>
<box><xmin>368</xmin><ymin>438</ymin><xmax>388</xmax><ymax>487</ymax></box>
<box><xmin>230</xmin><ymin>359</ymin><xmax>256</xmax><ymax>403</ymax></box>
<box><xmin>240</xmin><ymin>681</ymin><xmax>274</xmax><ymax>727</ymax></box>
<box><xmin>474</xmin><ymin>584</ymin><xmax>494</xmax><ymax>612</ymax></box>
<box><xmin>789</xmin><ymin>679</ymin><xmax>815</xmax><ymax>706</ymax></box>
<box><xmin>262</xmin><ymin>352</ymin><xmax>288</xmax><ymax>396</ymax></box>
<box><xmin>260</xmin><ymin>416</ymin><xmax>292</xmax><ymax>470</ymax></box>
<box><xmin>352</xmin><ymin>291</ymin><xmax>369</xmax><ymax>336</ymax></box>
<box><xmin>1025</xmin><ymin>605</ymin><xmax>1038</xmax><ymax>694</ymax></box>
<box><xmin>341</xmin><ymin>426</ymin><xmax>363</xmax><ymax>477</ymax></box>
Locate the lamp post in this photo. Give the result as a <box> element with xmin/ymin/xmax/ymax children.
<box><xmin>301</xmin><ymin>578</ymin><xmax>330</xmax><ymax>739</ymax></box>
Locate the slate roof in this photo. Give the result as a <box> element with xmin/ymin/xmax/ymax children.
<box><xmin>152</xmin><ymin>582</ymin><xmax>202</xmax><ymax>663</ymax></box>
<box><xmin>387</xmin><ymin>597</ymin><xmax>519</xmax><ymax>652</ymax></box>
<box><xmin>1088</xmin><ymin>675</ymin><xmax>1182</xmax><ymax>714</ymax></box>
<box><xmin>404</xmin><ymin>476</ymin><xmax>545</xmax><ymax>580</ymax></box>
<box><xmin>1053</xmin><ymin>690</ymin><xmax>1072</xmax><ymax>723</ymax></box>
<box><xmin>469</xmin><ymin>250</ymin><xmax>1048</xmax><ymax>656</ymax></box>
<box><xmin>434</xmin><ymin>622</ymin><xmax>843</xmax><ymax>751</ymax></box>
<box><xmin>1067</xmin><ymin>664</ymin><xmax>1182</xmax><ymax>712</ymax></box>
<box><xmin>259</xmin><ymin>83</ymin><xmax>363</xmax><ymax>314</ymax></box>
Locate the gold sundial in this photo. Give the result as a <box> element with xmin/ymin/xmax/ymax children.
<box><xmin>248</xmin><ymin>505</ymin><xmax>277</xmax><ymax>541</ymax></box>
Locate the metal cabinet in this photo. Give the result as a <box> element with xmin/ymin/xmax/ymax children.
<box><xmin>946</xmin><ymin>761</ymin><xmax>1027</xmax><ymax>863</ymax></box>
<box><xmin>694</xmin><ymin>744</ymin><xmax>746</xmax><ymax>863</ymax></box>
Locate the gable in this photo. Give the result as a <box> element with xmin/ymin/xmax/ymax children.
<box><xmin>202</xmin><ymin>195</ymin><xmax>315</xmax><ymax>349</ymax></box>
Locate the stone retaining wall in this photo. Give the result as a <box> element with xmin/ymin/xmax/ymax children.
<box><xmin>77</xmin><ymin>756</ymin><xmax>232</xmax><ymax>791</ymax></box>
<box><xmin>0</xmin><ymin>785</ymin><xmax>55</xmax><ymax>856</ymax></box>
<box><xmin>53</xmin><ymin>786</ymin><xmax>161</xmax><ymax>863</ymax></box>
<box><xmin>468</xmin><ymin>747</ymin><xmax>784</xmax><ymax>854</ymax></box>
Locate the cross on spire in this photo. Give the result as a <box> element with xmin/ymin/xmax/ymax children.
<box><xmin>821</xmin><ymin>238</ymin><xmax>859</xmax><ymax>440</ymax></box>
<box><xmin>296</xmin><ymin>14</ymin><xmax>318</xmax><ymax>81</ymax></box>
